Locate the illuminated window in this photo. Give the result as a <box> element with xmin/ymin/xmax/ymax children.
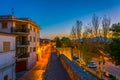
<box><xmin>2</xmin><ymin>22</ymin><xmax>7</xmax><ymax>29</ymax></box>
<box><xmin>3</xmin><ymin>42</ymin><xmax>10</xmax><ymax>52</ymax></box>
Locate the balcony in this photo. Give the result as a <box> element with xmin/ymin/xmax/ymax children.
<box><xmin>16</xmin><ymin>41</ymin><xmax>30</xmax><ymax>47</ymax></box>
<box><xmin>11</xmin><ymin>27</ymin><xmax>30</xmax><ymax>35</ymax></box>
<box><xmin>16</xmin><ymin>52</ymin><xmax>30</xmax><ymax>60</ymax></box>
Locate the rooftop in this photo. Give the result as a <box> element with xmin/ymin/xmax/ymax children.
<box><xmin>0</xmin><ymin>15</ymin><xmax>41</xmax><ymax>29</ymax></box>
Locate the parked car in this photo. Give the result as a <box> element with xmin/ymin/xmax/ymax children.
<box><xmin>88</xmin><ymin>61</ymin><xmax>97</xmax><ymax>68</ymax></box>
<box><xmin>72</xmin><ymin>54</ymin><xmax>79</xmax><ymax>60</ymax></box>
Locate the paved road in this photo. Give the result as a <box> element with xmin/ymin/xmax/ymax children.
<box><xmin>93</xmin><ymin>58</ymin><xmax>120</xmax><ymax>80</ymax></box>
<box><xmin>46</xmin><ymin>53</ymin><xmax>71</xmax><ymax>80</ymax></box>
<box><xmin>105</xmin><ymin>62</ymin><xmax>120</xmax><ymax>80</ymax></box>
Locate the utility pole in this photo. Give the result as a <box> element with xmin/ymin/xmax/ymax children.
<box><xmin>98</xmin><ymin>50</ymin><xmax>106</xmax><ymax>79</ymax></box>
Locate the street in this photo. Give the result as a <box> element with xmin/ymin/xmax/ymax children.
<box><xmin>105</xmin><ymin>62</ymin><xmax>120</xmax><ymax>79</ymax></box>
<box><xmin>18</xmin><ymin>44</ymin><xmax>51</xmax><ymax>80</ymax></box>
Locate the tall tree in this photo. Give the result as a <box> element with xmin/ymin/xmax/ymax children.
<box><xmin>70</xmin><ymin>26</ymin><xmax>77</xmax><ymax>40</ymax></box>
<box><xmin>108</xmin><ymin>23</ymin><xmax>120</xmax><ymax>65</ymax></box>
<box><xmin>61</xmin><ymin>37</ymin><xmax>71</xmax><ymax>47</ymax></box>
<box><xmin>92</xmin><ymin>14</ymin><xmax>100</xmax><ymax>42</ymax></box>
<box><xmin>111</xmin><ymin>23</ymin><xmax>120</xmax><ymax>38</ymax></box>
<box><xmin>102</xmin><ymin>15</ymin><xmax>111</xmax><ymax>43</ymax></box>
<box><xmin>76</xmin><ymin>20</ymin><xmax>82</xmax><ymax>42</ymax></box>
<box><xmin>70</xmin><ymin>20</ymin><xmax>82</xmax><ymax>61</ymax></box>
<box><xmin>54</xmin><ymin>37</ymin><xmax>62</xmax><ymax>47</ymax></box>
<box><xmin>70</xmin><ymin>20</ymin><xmax>82</xmax><ymax>42</ymax></box>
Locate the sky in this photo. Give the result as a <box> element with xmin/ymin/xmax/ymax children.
<box><xmin>0</xmin><ymin>0</ymin><xmax>120</xmax><ymax>39</ymax></box>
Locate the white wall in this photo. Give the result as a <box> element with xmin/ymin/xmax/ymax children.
<box><xmin>0</xmin><ymin>35</ymin><xmax>15</xmax><ymax>52</ymax></box>
<box><xmin>0</xmin><ymin>35</ymin><xmax>16</xmax><ymax>80</ymax></box>
<box><xmin>27</xmin><ymin>24</ymin><xmax>40</xmax><ymax>69</ymax></box>
<box><xmin>27</xmin><ymin>52</ymin><xmax>36</xmax><ymax>69</ymax></box>
<box><xmin>0</xmin><ymin>22</ymin><xmax>13</xmax><ymax>33</ymax></box>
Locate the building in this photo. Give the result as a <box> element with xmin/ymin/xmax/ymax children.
<box><xmin>0</xmin><ymin>15</ymin><xmax>41</xmax><ymax>72</ymax></box>
<box><xmin>0</xmin><ymin>32</ymin><xmax>16</xmax><ymax>80</ymax></box>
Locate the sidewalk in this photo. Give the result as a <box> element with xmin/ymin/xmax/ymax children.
<box><xmin>18</xmin><ymin>53</ymin><xmax>51</xmax><ymax>80</ymax></box>
<box><xmin>45</xmin><ymin>52</ymin><xmax>71</xmax><ymax>80</ymax></box>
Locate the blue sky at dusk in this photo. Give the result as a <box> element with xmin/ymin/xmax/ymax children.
<box><xmin>0</xmin><ymin>0</ymin><xmax>120</xmax><ymax>39</ymax></box>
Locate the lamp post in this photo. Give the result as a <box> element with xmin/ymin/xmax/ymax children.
<box><xmin>71</xmin><ymin>45</ymin><xmax>74</xmax><ymax>61</ymax></box>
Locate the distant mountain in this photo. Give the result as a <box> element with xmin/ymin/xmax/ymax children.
<box><xmin>70</xmin><ymin>37</ymin><xmax>112</xmax><ymax>43</ymax></box>
<box><xmin>40</xmin><ymin>38</ymin><xmax>51</xmax><ymax>41</ymax></box>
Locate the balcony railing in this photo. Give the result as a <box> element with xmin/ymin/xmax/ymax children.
<box><xmin>16</xmin><ymin>41</ymin><xmax>30</xmax><ymax>47</ymax></box>
<box><xmin>11</xmin><ymin>27</ymin><xmax>30</xmax><ymax>34</ymax></box>
<box><xmin>16</xmin><ymin>52</ymin><xmax>30</xmax><ymax>58</ymax></box>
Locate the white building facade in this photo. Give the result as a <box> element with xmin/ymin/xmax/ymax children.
<box><xmin>0</xmin><ymin>15</ymin><xmax>41</xmax><ymax>71</ymax></box>
<box><xmin>0</xmin><ymin>33</ymin><xmax>16</xmax><ymax>80</ymax></box>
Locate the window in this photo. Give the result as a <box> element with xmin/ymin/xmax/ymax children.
<box><xmin>2</xmin><ymin>22</ymin><xmax>7</xmax><ymax>29</ymax></box>
<box><xmin>30</xmin><ymin>36</ymin><xmax>32</xmax><ymax>42</ymax></box>
<box><xmin>36</xmin><ymin>38</ymin><xmax>37</xmax><ymax>42</ymax></box>
<box><xmin>22</xmin><ymin>25</ymin><xmax>25</xmax><ymax>27</ymax></box>
<box><xmin>30</xmin><ymin>47</ymin><xmax>32</xmax><ymax>52</ymax></box>
<box><xmin>30</xmin><ymin>26</ymin><xmax>32</xmax><ymax>31</ymax></box>
<box><xmin>37</xmin><ymin>30</ymin><xmax>39</xmax><ymax>34</ymax></box>
<box><xmin>38</xmin><ymin>38</ymin><xmax>39</xmax><ymax>42</ymax></box>
<box><xmin>33</xmin><ymin>47</ymin><xmax>36</xmax><ymax>52</ymax></box>
<box><xmin>3</xmin><ymin>42</ymin><xmax>10</xmax><ymax>52</ymax></box>
<box><xmin>34</xmin><ymin>37</ymin><xmax>36</xmax><ymax>42</ymax></box>
<box><xmin>34</xmin><ymin>28</ymin><xmax>36</xmax><ymax>32</ymax></box>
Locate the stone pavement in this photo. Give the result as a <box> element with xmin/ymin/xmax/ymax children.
<box><xmin>45</xmin><ymin>52</ymin><xmax>71</xmax><ymax>80</ymax></box>
<box><xmin>18</xmin><ymin>53</ymin><xmax>51</xmax><ymax>80</ymax></box>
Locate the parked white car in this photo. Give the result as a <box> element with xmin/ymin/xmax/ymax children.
<box><xmin>88</xmin><ymin>61</ymin><xmax>97</xmax><ymax>68</ymax></box>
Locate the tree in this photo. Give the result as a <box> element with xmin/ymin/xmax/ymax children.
<box><xmin>61</xmin><ymin>37</ymin><xmax>71</xmax><ymax>47</ymax></box>
<box><xmin>111</xmin><ymin>23</ymin><xmax>120</xmax><ymax>38</ymax></box>
<box><xmin>108</xmin><ymin>23</ymin><xmax>120</xmax><ymax>65</ymax></box>
<box><xmin>70</xmin><ymin>26</ymin><xmax>77</xmax><ymax>40</ymax></box>
<box><xmin>76</xmin><ymin>20</ymin><xmax>82</xmax><ymax>42</ymax></box>
<box><xmin>54</xmin><ymin>37</ymin><xmax>62</xmax><ymax>47</ymax></box>
<box><xmin>70</xmin><ymin>20</ymin><xmax>82</xmax><ymax>42</ymax></box>
<box><xmin>83</xmin><ymin>27</ymin><xmax>93</xmax><ymax>39</ymax></box>
<box><xmin>70</xmin><ymin>20</ymin><xmax>82</xmax><ymax>61</ymax></box>
<box><xmin>102</xmin><ymin>15</ymin><xmax>111</xmax><ymax>43</ymax></box>
<box><xmin>92</xmin><ymin>14</ymin><xmax>100</xmax><ymax>42</ymax></box>
<box><xmin>82</xmin><ymin>27</ymin><xmax>99</xmax><ymax>63</ymax></box>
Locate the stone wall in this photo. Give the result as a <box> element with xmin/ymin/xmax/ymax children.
<box><xmin>60</xmin><ymin>54</ymin><xmax>96</xmax><ymax>80</ymax></box>
<box><xmin>57</xmin><ymin>48</ymin><xmax>72</xmax><ymax>60</ymax></box>
<box><xmin>57</xmin><ymin>48</ymin><xmax>81</xmax><ymax>60</ymax></box>
<box><xmin>60</xmin><ymin>57</ymin><xmax>81</xmax><ymax>80</ymax></box>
